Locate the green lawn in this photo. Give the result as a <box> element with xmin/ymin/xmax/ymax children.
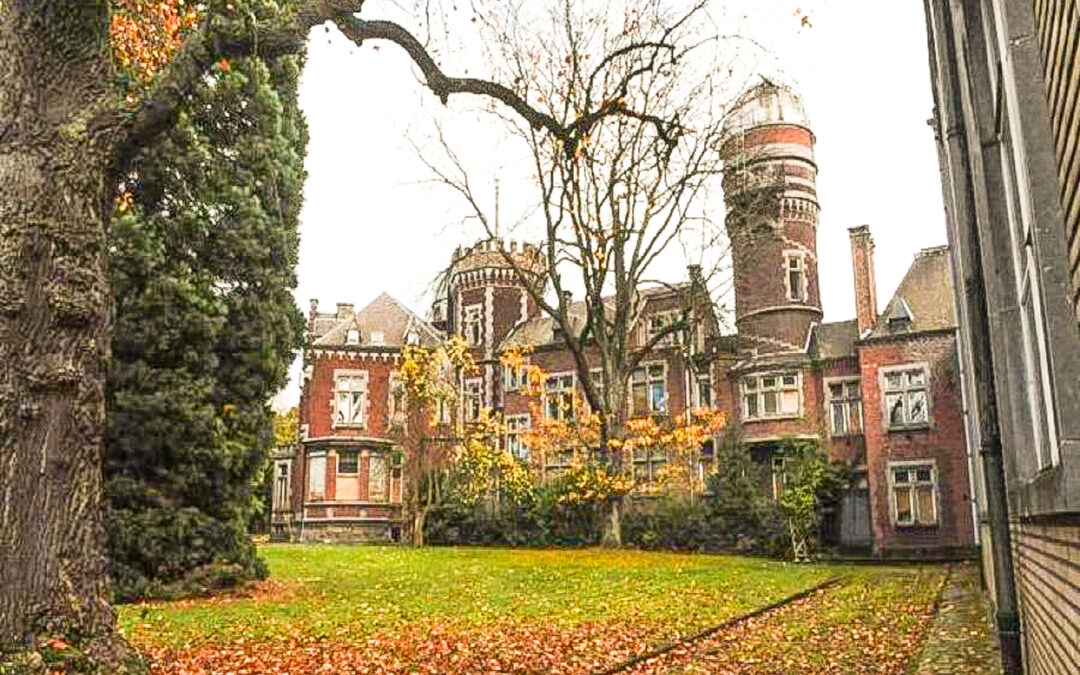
<box><xmin>120</xmin><ymin>544</ymin><xmax>841</xmax><ymax>648</ymax></box>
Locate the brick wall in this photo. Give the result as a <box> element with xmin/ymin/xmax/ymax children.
<box><xmin>858</xmin><ymin>333</ymin><xmax>974</xmax><ymax>554</ymax></box>
<box><xmin>1010</xmin><ymin>519</ymin><xmax>1080</xmax><ymax>674</ymax></box>
<box><xmin>301</xmin><ymin>352</ymin><xmax>398</xmax><ymax>439</ymax></box>
<box><xmin>1030</xmin><ymin>0</ymin><xmax>1080</xmax><ymax>322</ymax></box>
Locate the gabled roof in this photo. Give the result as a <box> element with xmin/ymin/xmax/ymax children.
<box><xmin>312</xmin><ymin>293</ymin><xmax>443</xmax><ymax>349</ymax></box>
<box><xmin>868</xmin><ymin>246</ymin><xmax>956</xmax><ymax>339</ymax></box>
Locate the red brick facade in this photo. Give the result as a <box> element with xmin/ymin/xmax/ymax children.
<box><xmin>274</xmin><ymin>80</ymin><xmax>974</xmax><ymax>555</ymax></box>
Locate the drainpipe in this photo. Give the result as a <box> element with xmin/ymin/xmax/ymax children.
<box><xmin>923</xmin><ymin>0</ymin><xmax>1021</xmax><ymax>671</ymax></box>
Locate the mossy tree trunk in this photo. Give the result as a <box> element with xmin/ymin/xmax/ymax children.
<box><xmin>0</xmin><ymin>2</ymin><xmax>136</xmax><ymax>669</ymax></box>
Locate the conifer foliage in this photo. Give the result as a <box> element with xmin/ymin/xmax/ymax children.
<box><xmin>106</xmin><ymin>11</ymin><xmax>307</xmax><ymax>599</ymax></box>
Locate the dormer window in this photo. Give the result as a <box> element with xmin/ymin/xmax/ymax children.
<box><xmin>346</xmin><ymin>328</ymin><xmax>360</xmax><ymax>345</ymax></box>
<box><xmin>784</xmin><ymin>252</ymin><xmax>807</xmax><ymax>302</ymax></box>
<box><xmin>885</xmin><ymin>297</ymin><xmax>914</xmax><ymax>332</ymax></box>
<box><xmin>370</xmin><ymin>331</ymin><xmax>384</xmax><ymax>346</ymax></box>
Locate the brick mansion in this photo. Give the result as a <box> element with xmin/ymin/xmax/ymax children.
<box><xmin>272</xmin><ymin>80</ymin><xmax>975</xmax><ymax>557</ymax></box>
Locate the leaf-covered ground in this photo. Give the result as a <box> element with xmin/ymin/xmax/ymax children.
<box><xmin>119</xmin><ymin>545</ymin><xmax>947</xmax><ymax>674</ymax></box>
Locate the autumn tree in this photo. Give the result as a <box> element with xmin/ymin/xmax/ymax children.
<box><xmin>0</xmin><ymin>0</ymin><xmax>767</xmax><ymax>668</ymax></box>
<box><xmin>513</xmin><ymin>357</ymin><xmax>726</xmax><ymax>539</ymax></box>
<box><xmin>418</xmin><ymin>0</ymin><xmax>779</xmax><ymax>544</ymax></box>
<box><xmin>397</xmin><ymin>337</ymin><xmax>474</xmax><ymax>546</ymax></box>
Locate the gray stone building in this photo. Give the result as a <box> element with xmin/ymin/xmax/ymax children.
<box><xmin>922</xmin><ymin>0</ymin><xmax>1080</xmax><ymax>672</ymax></box>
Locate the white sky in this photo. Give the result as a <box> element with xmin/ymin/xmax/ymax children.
<box><xmin>273</xmin><ymin>0</ymin><xmax>945</xmax><ymax>410</ymax></box>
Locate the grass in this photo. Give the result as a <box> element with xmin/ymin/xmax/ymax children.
<box><xmin>119</xmin><ymin>544</ymin><xmax>843</xmax><ymax>648</ymax></box>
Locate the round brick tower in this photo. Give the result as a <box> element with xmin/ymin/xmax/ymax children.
<box><xmin>721</xmin><ymin>79</ymin><xmax>821</xmax><ymax>353</ymax></box>
<box><xmin>434</xmin><ymin>239</ymin><xmax>546</xmax><ymax>410</ymax></box>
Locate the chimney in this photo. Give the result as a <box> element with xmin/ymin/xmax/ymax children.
<box><xmin>335</xmin><ymin>302</ymin><xmax>355</xmax><ymax>320</ymax></box>
<box><xmin>309</xmin><ymin>298</ymin><xmax>319</xmax><ymax>319</ymax></box>
<box><xmin>848</xmin><ymin>225</ymin><xmax>878</xmax><ymax>336</ymax></box>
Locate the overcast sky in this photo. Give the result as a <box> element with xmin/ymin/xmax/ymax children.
<box><xmin>272</xmin><ymin>0</ymin><xmax>945</xmax><ymax>410</ymax></box>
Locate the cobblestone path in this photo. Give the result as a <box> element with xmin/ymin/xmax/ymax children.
<box><xmin>912</xmin><ymin>563</ymin><xmax>1003</xmax><ymax>675</ymax></box>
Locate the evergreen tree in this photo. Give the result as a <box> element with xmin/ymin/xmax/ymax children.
<box><xmin>106</xmin><ymin>46</ymin><xmax>307</xmax><ymax>600</ymax></box>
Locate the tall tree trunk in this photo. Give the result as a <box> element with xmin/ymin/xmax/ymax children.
<box><xmin>601</xmin><ymin>498</ymin><xmax>623</xmax><ymax>548</ymax></box>
<box><xmin>0</xmin><ymin>2</ymin><xmax>134</xmax><ymax>670</ymax></box>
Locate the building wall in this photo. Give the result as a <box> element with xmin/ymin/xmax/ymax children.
<box><xmin>1010</xmin><ymin>520</ymin><xmax>1080</xmax><ymax>674</ymax></box>
<box><xmin>302</xmin><ymin>351</ymin><xmax>400</xmax><ymax>439</ymax></box>
<box><xmin>923</xmin><ymin>0</ymin><xmax>1080</xmax><ymax>669</ymax></box>
<box><xmin>858</xmin><ymin>333</ymin><xmax>973</xmax><ymax>554</ymax></box>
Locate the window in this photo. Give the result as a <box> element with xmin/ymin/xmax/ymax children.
<box><xmin>697</xmin><ymin>440</ymin><xmax>716</xmax><ymax>484</ymax></box>
<box><xmin>346</xmin><ymin>328</ymin><xmax>360</xmax><ymax>345</ymax></box>
<box><xmin>784</xmin><ymin>252</ymin><xmax>807</xmax><ymax>302</ymax></box>
<box><xmin>883</xmin><ymin>366</ymin><xmax>929</xmax><ymax>428</ymax></box>
<box><xmin>464</xmin><ymin>305</ymin><xmax>483</xmax><ymax>346</ymax></box>
<box><xmin>388</xmin><ymin>372</ymin><xmax>406</xmax><ymax>426</ymax></box>
<box><xmin>742</xmin><ymin>372</ymin><xmax>800</xmax><ymax>420</ymax></box>
<box><xmin>631</xmin><ymin>363</ymin><xmax>667</xmax><ymax>416</ymax></box>
<box><xmin>337</xmin><ymin>449</ymin><xmax>358</xmax><ymax>474</ymax></box>
<box><xmin>771</xmin><ymin>456</ymin><xmax>788</xmax><ymax>499</ymax></box>
<box><xmin>273</xmin><ymin>461</ymin><xmax>290</xmax><ymax>511</ymax></box>
<box><xmin>545</xmin><ymin>373</ymin><xmax>575</xmax><ymax>421</ymax></box>
<box><xmin>464</xmin><ymin>378</ymin><xmax>483</xmax><ymax>422</ymax></box>
<box><xmin>647</xmin><ymin>311</ymin><xmax>682</xmax><ymax>346</ymax></box>
<box><xmin>436</xmin><ymin>398</ymin><xmax>452</xmax><ymax>425</ymax></box>
<box><xmin>1000</xmin><ymin>96</ymin><xmax>1059</xmax><ymax>468</ymax></box>
<box><xmin>370</xmin><ymin>331</ymin><xmax>384</xmax><ymax>346</ymax></box>
<box><xmin>889</xmin><ymin>462</ymin><xmax>937</xmax><ymax>526</ymax></box>
<box><xmin>505</xmin><ymin>414</ymin><xmax>530</xmax><ymax>461</ymax></box>
<box><xmin>826</xmin><ymin>379</ymin><xmax>862</xmax><ymax>436</ymax></box>
<box><xmin>503</xmin><ymin>362</ymin><xmax>527</xmax><ymax>392</ymax></box>
<box><xmin>369</xmin><ymin>454</ymin><xmax>387</xmax><ymax>501</ymax></box>
<box><xmin>697</xmin><ymin>375</ymin><xmax>712</xmax><ymax>408</ymax></box>
<box><xmin>308</xmin><ymin>454</ymin><xmax>326</xmax><ymax>499</ymax></box>
<box><xmin>633</xmin><ymin>446</ymin><xmax>667</xmax><ymax>482</ymax></box>
<box><xmin>334</xmin><ymin>371</ymin><xmax>368</xmax><ymax>427</ymax></box>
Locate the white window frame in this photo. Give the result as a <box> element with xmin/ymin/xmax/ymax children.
<box><xmin>464</xmin><ymin>377</ymin><xmax>483</xmax><ymax>422</ymax></box>
<box><xmin>544</xmin><ymin>372</ymin><xmax>576</xmax><ymax>421</ymax></box>
<box><xmin>999</xmin><ymin>91</ymin><xmax>1060</xmax><ymax>469</ymax></box>
<box><xmin>696</xmin><ymin>374</ymin><xmax>713</xmax><ymax>408</ymax></box>
<box><xmin>825</xmin><ymin>377</ymin><xmax>863</xmax><ymax>436</ymax></box>
<box><xmin>307</xmin><ymin>452</ymin><xmax>326</xmax><ymax>500</ymax></box>
<box><xmin>505</xmin><ymin>414</ymin><xmax>530</xmax><ymax>461</ymax></box>
<box><xmin>783</xmin><ymin>250</ymin><xmax>808</xmax><ymax>303</ymax></box>
<box><xmin>631</xmin><ymin>362</ymin><xmax>667</xmax><ymax>417</ymax></box>
<box><xmin>332</xmin><ymin>369</ymin><xmax>368</xmax><ymax>428</ymax></box>
<box><xmin>503</xmin><ymin>361</ymin><xmax>528</xmax><ymax>392</ymax></box>
<box><xmin>887</xmin><ymin>460</ymin><xmax>938</xmax><ymax>526</ymax></box>
<box><xmin>742</xmin><ymin>372</ymin><xmax>801</xmax><ymax>420</ymax></box>
<box><xmin>464</xmin><ymin>304</ymin><xmax>483</xmax><ymax>346</ymax></box>
<box><xmin>881</xmin><ymin>364</ymin><xmax>930</xmax><ymax>430</ymax></box>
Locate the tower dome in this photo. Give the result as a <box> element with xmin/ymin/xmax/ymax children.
<box><xmin>721</xmin><ymin>77</ymin><xmax>822</xmax><ymax>354</ymax></box>
<box><xmin>722</xmin><ymin>78</ymin><xmax>810</xmax><ymax>136</ymax></box>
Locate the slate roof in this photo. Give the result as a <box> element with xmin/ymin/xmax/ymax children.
<box><xmin>312</xmin><ymin>293</ymin><xmax>443</xmax><ymax>349</ymax></box>
<box><xmin>812</xmin><ymin>319</ymin><xmax>859</xmax><ymax>360</ymax></box>
<box><xmin>868</xmin><ymin>245</ymin><xmax>956</xmax><ymax>339</ymax></box>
